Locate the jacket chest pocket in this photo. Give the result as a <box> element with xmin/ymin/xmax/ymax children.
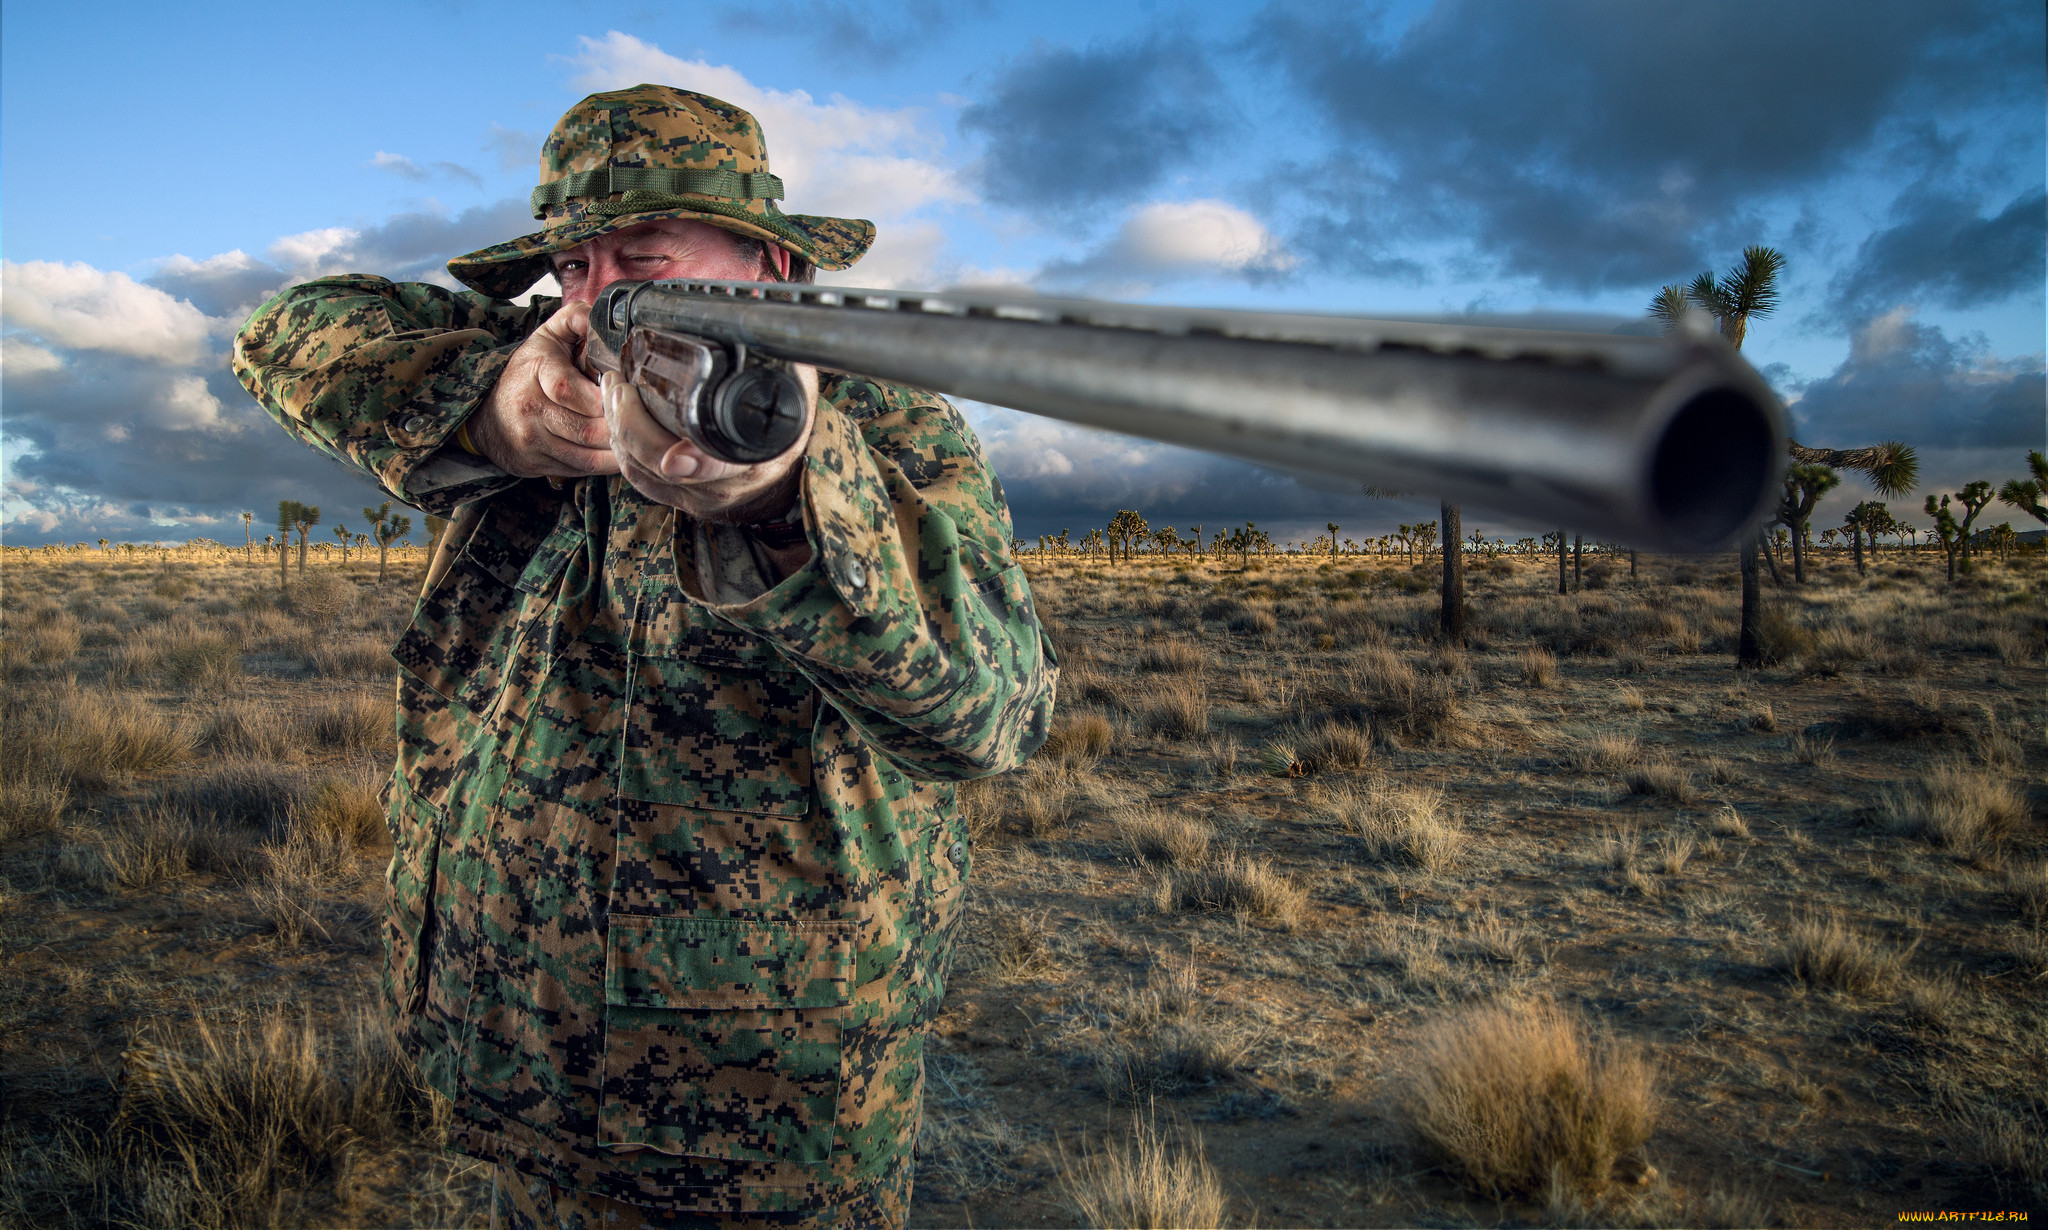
<box><xmin>620</xmin><ymin>649</ymin><xmax>815</xmax><ymax>817</ymax></box>
<box><xmin>599</xmin><ymin>916</ymin><xmax>852</xmax><ymax>1164</ymax></box>
<box><xmin>395</xmin><ymin>498</ymin><xmax>582</xmax><ymax>720</ymax></box>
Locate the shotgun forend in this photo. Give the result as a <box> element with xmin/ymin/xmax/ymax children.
<box><xmin>587</xmin><ymin>278</ymin><xmax>1787</xmax><ymax>553</ymax></box>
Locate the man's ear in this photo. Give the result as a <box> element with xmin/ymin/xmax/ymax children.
<box><xmin>762</xmin><ymin>242</ymin><xmax>793</xmax><ymax>281</ymax></box>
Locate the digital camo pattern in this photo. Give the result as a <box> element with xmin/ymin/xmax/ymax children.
<box><xmin>447</xmin><ymin>86</ymin><xmax>875</xmax><ymax>299</ymax></box>
<box><xmin>233</xmin><ymin>279</ymin><xmax>1053</xmax><ymax>1220</ymax></box>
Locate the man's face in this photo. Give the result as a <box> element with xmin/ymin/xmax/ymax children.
<box><xmin>550</xmin><ymin>218</ymin><xmax>783</xmax><ymax>304</ymax></box>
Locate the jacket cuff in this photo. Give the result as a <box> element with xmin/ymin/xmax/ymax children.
<box><xmin>380</xmin><ymin>341</ymin><xmax>523</xmax><ymax>510</ymax></box>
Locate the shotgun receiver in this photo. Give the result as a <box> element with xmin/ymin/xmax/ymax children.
<box><xmin>583</xmin><ymin>278</ymin><xmax>1785</xmax><ymax>552</ymax></box>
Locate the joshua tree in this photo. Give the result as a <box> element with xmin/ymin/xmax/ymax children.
<box><xmin>241</xmin><ymin>511</ymin><xmax>254</xmax><ymax>563</ymax></box>
<box><xmin>1998</xmin><ymin>448</ymin><xmax>2048</xmax><ymax>524</ymax></box>
<box><xmin>364</xmin><ymin>502</ymin><xmax>414</xmax><ymax>582</ymax></box>
<box><xmin>332</xmin><ymin>522</ymin><xmax>352</xmax><ymax>566</ymax></box>
<box><xmin>1326</xmin><ymin>522</ymin><xmax>1340</xmax><ymax>561</ymax></box>
<box><xmin>1550</xmin><ymin>529</ymin><xmax>1567</xmax><ymax>594</ymax></box>
<box><xmin>278</xmin><ymin>499</ymin><xmax>320</xmax><ymax>578</ymax></box>
<box><xmin>96</xmin><ymin>538</ymin><xmax>108</xmax><ymax>553</ymax></box>
<box><xmin>1842</xmin><ymin>500</ymin><xmax>1888</xmax><ymax>575</ymax></box>
<box><xmin>1776</xmin><ymin>463</ymin><xmax>1840</xmax><ymax>584</ymax></box>
<box><xmin>1648</xmin><ymin>284</ymin><xmax>1696</xmax><ymax>332</ymax></box>
<box><xmin>1928</xmin><ymin>481</ymin><xmax>1994</xmax><ymax>573</ymax></box>
<box><xmin>1925</xmin><ymin>494</ymin><xmax>1967</xmax><ymax>582</ymax></box>
<box><xmin>1106</xmin><ymin>510</ymin><xmax>1149</xmax><ymax>565</ymax></box>
<box><xmin>1685</xmin><ymin>245</ymin><xmax>1786</xmax><ymax>351</ymax></box>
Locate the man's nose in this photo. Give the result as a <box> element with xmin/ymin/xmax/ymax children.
<box><xmin>571</xmin><ymin>255</ymin><xmax>622</xmax><ymax>305</ymax></box>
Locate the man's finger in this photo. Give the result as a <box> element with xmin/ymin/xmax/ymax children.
<box><xmin>540</xmin><ymin>398</ymin><xmax>612</xmax><ymax>448</ymax></box>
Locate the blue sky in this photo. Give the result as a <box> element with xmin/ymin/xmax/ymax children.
<box><xmin>3</xmin><ymin>0</ymin><xmax>2042</xmax><ymax>549</ymax></box>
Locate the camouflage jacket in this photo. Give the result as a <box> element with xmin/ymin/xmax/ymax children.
<box><xmin>232</xmin><ymin>277</ymin><xmax>1054</xmax><ymax>1215</ymax></box>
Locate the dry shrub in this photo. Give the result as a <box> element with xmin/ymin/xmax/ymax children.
<box><xmin>989</xmin><ymin>910</ymin><xmax>1058</xmax><ymax>979</ymax></box>
<box><xmin>1061</xmin><ymin>1115</ymin><xmax>1229</xmax><ymax>1230</ymax></box>
<box><xmin>112</xmin><ymin>1005</ymin><xmax>444</xmax><ymax>1229</ymax></box>
<box><xmin>255</xmin><ymin>825</ymin><xmax>362</xmax><ymax>945</ymax></box>
<box><xmin>1624</xmin><ymin>761</ymin><xmax>1698</xmax><ymax>805</ymax></box>
<box><xmin>1598</xmin><ymin>823</ymin><xmax>1642</xmax><ymax>871</ymax></box>
<box><xmin>1742</xmin><ymin>702</ymin><xmax>1778</xmax><ymax>733</ymax></box>
<box><xmin>1834</xmin><ymin>689</ymin><xmax>1966</xmax><ymax>741</ymax></box>
<box><xmin>1327</xmin><ymin>782</ymin><xmax>1462</xmax><ymax>873</ymax></box>
<box><xmin>1136</xmin><ymin>639</ymin><xmax>1205</xmax><ymax>674</ymax></box>
<box><xmin>1611</xmin><ymin>682</ymin><xmax>1645</xmax><ymax>712</ymax></box>
<box><xmin>956</xmin><ymin>775</ymin><xmax>1000</xmax><ymax>846</ymax></box>
<box><xmin>1158</xmin><ymin>850</ymin><xmax>1306</xmax><ymax>928</ymax></box>
<box><xmin>916</xmin><ymin>1048</ymin><xmax>1024</xmax><ymax>1203</ymax></box>
<box><xmin>306</xmin><ymin>693</ymin><xmax>393</xmax><ymax>753</ymax></box>
<box><xmin>158</xmin><ymin>628</ymin><xmax>243</xmax><ymax>693</ymax></box>
<box><xmin>1040</xmin><ymin>710</ymin><xmax>1114</xmax><ymax>768</ymax></box>
<box><xmin>8</xmin><ymin>619</ymin><xmax>84</xmax><ymax>669</ymax></box>
<box><xmin>1773</xmin><ymin>911</ymin><xmax>1912</xmax><ymax>995</ymax></box>
<box><xmin>286</xmin><ymin>572</ymin><xmax>356</xmax><ymax>623</ymax></box>
<box><xmin>1336</xmin><ymin>650</ymin><xmax>1465</xmax><ymax>747</ymax></box>
<box><xmin>1058</xmin><ymin>660</ymin><xmax>1120</xmax><ymax>708</ymax></box>
<box><xmin>1571</xmin><ymin>731</ymin><xmax>1639</xmax><ymax>774</ymax></box>
<box><xmin>1654</xmin><ymin>833</ymin><xmax>1695</xmax><ymax>876</ymax></box>
<box><xmin>1752</xmin><ymin>610</ymin><xmax>1815</xmax><ymax>664</ymax></box>
<box><xmin>1401</xmin><ymin>998</ymin><xmax>1657</xmax><ymax>1201</ymax></box>
<box><xmin>1880</xmin><ymin>762</ymin><xmax>2027</xmax><ymax>856</ymax></box>
<box><xmin>1518</xmin><ymin>648</ymin><xmax>1558</xmax><ymax>688</ymax></box>
<box><xmin>297</xmin><ymin>773</ymin><xmax>387</xmax><ymax>852</ymax></box>
<box><xmin>1139</xmin><ymin>677</ymin><xmax>1210</xmax><ymax>740</ymax></box>
<box><xmin>1122</xmin><ymin>805</ymin><xmax>1213</xmax><ymax>866</ymax></box>
<box><xmin>1227</xmin><ymin>608</ymin><xmax>1278</xmax><ymax>637</ymax></box>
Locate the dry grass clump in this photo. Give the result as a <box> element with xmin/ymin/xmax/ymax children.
<box><xmin>1401</xmin><ymin>998</ymin><xmax>1657</xmax><ymax>1201</ymax></box>
<box><xmin>1013</xmin><ymin>762</ymin><xmax>1081</xmax><ymax>837</ymax></box>
<box><xmin>988</xmin><ymin>910</ymin><xmax>1059</xmax><ymax>979</ymax></box>
<box><xmin>1122</xmin><ymin>805</ymin><xmax>1214</xmax><ymax>867</ymax></box>
<box><xmin>1039</xmin><ymin>710</ymin><xmax>1114</xmax><ymax>768</ymax></box>
<box><xmin>1060</xmin><ymin>1115</ymin><xmax>1229</xmax><ymax>1230</ymax></box>
<box><xmin>1136</xmin><ymin>639</ymin><xmax>1205</xmax><ymax>674</ymax></box>
<box><xmin>1786</xmin><ymin>728</ymin><xmax>1836</xmax><ymax>765</ymax></box>
<box><xmin>2004</xmin><ymin>861</ymin><xmax>2048</xmax><ymax>926</ymax></box>
<box><xmin>1097</xmin><ymin>1019</ymin><xmax>1248</xmax><ymax>1105</ymax></box>
<box><xmin>1772</xmin><ymin>911</ymin><xmax>1913</xmax><ymax>995</ymax></box>
<box><xmin>1517</xmin><ymin>647</ymin><xmax>1558</xmax><ymax>687</ymax></box>
<box><xmin>0</xmin><ymin>777</ymin><xmax>70</xmax><ymax>841</ymax></box>
<box><xmin>1624</xmin><ymin>760</ymin><xmax>1699</xmax><ymax>805</ymax></box>
<box><xmin>1290</xmin><ymin>719</ymin><xmax>1374</xmax><ymax>774</ymax></box>
<box><xmin>110</xmin><ymin>1006</ymin><xmax>445</xmax><ymax>1229</ymax></box>
<box><xmin>1879</xmin><ymin>762</ymin><xmax>2027</xmax><ymax>856</ymax></box>
<box><xmin>1227</xmin><ymin>608</ymin><xmax>1278</xmax><ymax>637</ymax></box>
<box><xmin>307</xmin><ymin>635</ymin><xmax>393</xmax><ymax>680</ymax></box>
<box><xmin>1326</xmin><ymin>782</ymin><xmax>1463</xmax><ymax>873</ymax></box>
<box><xmin>297</xmin><ymin>774</ymin><xmax>388</xmax><ymax>852</ymax></box>
<box><xmin>1138</xmin><ymin>677</ymin><xmax>1210</xmax><ymax>740</ymax></box>
<box><xmin>4</xmin><ymin>618</ymin><xmax>84</xmax><ymax>672</ymax></box>
<box><xmin>1157</xmin><ymin>850</ymin><xmax>1306</xmax><ymax>928</ymax></box>
<box><xmin>916</xmin><ymin>1048</ymin><xmax>1025</xmax><ymax>1204</ymax></box>
<box><xmin>306</xmin><ymin>693</ymin><xmax>393</xmax><ymax>753</ymax></box>
<box><xmin>7</xmin><ymin>687</ymin><xmax>197</xmax><ymax>790</ymax></box>
<box><xmin>254</xmin><ymin>824</ymin><xmax>364</xmax><ymax>946</ymax></box>
<box><xmin>198</xmin><ymin>700</ymin><xmax>300</xmax><ymax>759</ymax></box>
<box><xmin>161</xmin><ymin>760</ymin><xmax>312</xmax><ymax>831</ymax></box>
<box><xmin>1571</xmin><ymin>731</ymin><xmax>1640</xmax><ymax>774</ymax></box>
<box><xmin>1334</xmin><ymin>649</ymin><xmax>1466</xmax><ymax>747</ymax></box>
<box><xmin>1752</xmin><ymin>610</ymin><xmax>1815</xmax><ymax>665</ymax></box>
<box><xmin>94</xmin><ymin>810</ymin><xmax>199</xmax><ymax>890</ymax></box>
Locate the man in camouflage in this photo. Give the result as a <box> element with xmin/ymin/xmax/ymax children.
<box><xmin>232</xmin><ymin>85</ymin><xmax>1054</xmax><ymax>1228</ymax></box>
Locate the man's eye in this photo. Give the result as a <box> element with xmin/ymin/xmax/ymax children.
<box><xmin>555</xmin><ymin>260</ymin><xmax>586</xmax><ymax>276</ymax></box>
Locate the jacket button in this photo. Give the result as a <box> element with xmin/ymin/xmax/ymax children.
<box><xmin>403</xmin><ymin>414</ymin><xmax>429</xmax><ymax>434</ymax></box>
<box><xmin>841</xmin><ymin>558</ymin><xmax>867</xmax><ymax>591</ymax></box>
<box><xmin>948</xmin><ymin>839</ymin><xmax>966</xmax><ymax>865</ymax></box>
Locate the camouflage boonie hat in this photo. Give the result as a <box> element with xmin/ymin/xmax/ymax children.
<box><xmin>448</xmin><ymin>85</ymin><xmax>875</xmax><ymax>299</ymax></box>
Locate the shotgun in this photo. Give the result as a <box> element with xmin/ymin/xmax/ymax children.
<box><xmin>581</xmin><ymin>278</ymin><xmax>1785</xmax><ymax>553</ymax></box>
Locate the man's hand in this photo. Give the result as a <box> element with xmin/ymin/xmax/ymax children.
<box><xmin>601</xmin><ymin>366</ymin><xmax>818</xmax><ymax>523</ymax></box>
<box><xmin>464</xmin><ymin>301</ymin><xmax>620</xmax><ymax>478</ymax></box>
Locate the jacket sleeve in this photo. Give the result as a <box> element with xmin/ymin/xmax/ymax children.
<box><xmin>688</xmin><ymin>375</ymin><xmax>1056</xmax><ymax>780</ymax></box>
<box><xmin>231</xmin><ymin>275</ymin><xmax>548</xmax><ymax>513</ymax></box>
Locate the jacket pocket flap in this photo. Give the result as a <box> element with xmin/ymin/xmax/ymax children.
<box><xmin>604</xmin><ymin>917</ymin><xmax>853</xmax><ymax>1011</ymax></box>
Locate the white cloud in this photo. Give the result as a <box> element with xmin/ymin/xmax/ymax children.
<box><xmin>267</xmin><ymin>227</ymin><xmax>360</xmax><ymax>276</ymax></box>
<box><xmin>2</xmin><ymin>336</ymin><xmax>63</xmax><ymax>375</ymax></box>
<box><xmin>9</xmin><ymin>508</ymin><xmax>61</xmax><ymax>532</ymax></box>
<box><xmin>160</xmin><ymin>375</ymin><xmax>232</xmax><ymax>432</ymax></box>
<box><xmin>0</xmin><ymin>260</ymin><xmax>221</xmax><ymax>365</ymax></box>
<box><xmin>1041</xmin><ymin>199</ymin><xmax>1296</xmax><ymax>292</ymax></box>
<box><xmin>563</xmin><ymin>32</ymin><xmax>970</xmax><ymax>225</ymax></box>
<box><xmin>371</xmin><ymin>150</ymin><xmax>428</xmax><ymax>179</ymax></box>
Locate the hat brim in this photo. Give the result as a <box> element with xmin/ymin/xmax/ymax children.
<box><xmin>447</xmin><ymin>202</ymin><xmax>875</xmax><ymax>300</ymax></box>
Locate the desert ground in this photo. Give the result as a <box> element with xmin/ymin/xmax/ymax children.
<box><xmin>1</xmin><ymin>541</ymin><xmax>2042</xmax><ymax>1228</ymax></box>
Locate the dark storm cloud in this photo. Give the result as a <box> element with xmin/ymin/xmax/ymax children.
<box><xmin>1255</xmin><ymin>0</ymin><xmax>2044</xmax><ymax>289</ymax></box>
<box><xmin>960</xmin><ymin>37</ymin><xmax>1225</xmax><ymax>211</ymax></box>
<box><xmin>1826</xmin><ymin>188</ymin><xmax>2047</xmax><ymax>321</ymax></box>
<box><xmin>1789</xmin><ymin>311</ymin><xmax>2045</xmax><ymax>450</ymax></box>
<box><xmin>2</xmin><ymin>355</ymin><xmax>395</xmax><ymax>544</ymax></box>
<box><xmin>716</xmin><ymin>0</ymin><xmax>991</xmax><ymax>67</ymax></box>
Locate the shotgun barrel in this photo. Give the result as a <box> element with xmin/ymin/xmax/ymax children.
<box><xmin>588</xmin><ymin>278</ymin><xmax>1785</xmax><ymax>553</ymax></box>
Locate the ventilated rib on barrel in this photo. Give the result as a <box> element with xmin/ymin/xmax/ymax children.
<box><xmin>589</xmin><ymin>278</ymin><xmax>1786</xmax><ymax>552</ymax></box>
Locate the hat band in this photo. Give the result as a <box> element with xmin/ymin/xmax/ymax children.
<box><xmin>530</xmin><ymin>167</ymin><xmax>785</xmax><ymax>218</ymax></box>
